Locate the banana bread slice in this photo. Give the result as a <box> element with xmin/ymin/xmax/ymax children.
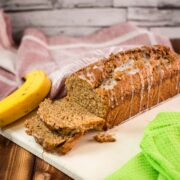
<box><xmin>25</xmin><ymin>112</ymin><xmax>83</xmax><ymax>154</ymax></box>
<box><xmin>66</xmin><ymin>45</ymin><xmax>180</xmax><ymax>128</ymax></box>
<box><xmin>25</xmin><ymin>98</ymin><xmax>105</xmax><ymax>154</ymax></box>
<box><xmin>38</xmin><ymin>98</ymin><xmax>105</xmax><ymax>133</ymax></box>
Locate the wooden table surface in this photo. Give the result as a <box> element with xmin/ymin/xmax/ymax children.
<box><xmin>0</xmin><ymin>40</ymin><xmax>179</xmax><ymax>180</ymax></box>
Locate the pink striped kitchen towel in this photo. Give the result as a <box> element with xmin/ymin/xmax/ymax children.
<box><xmin>0</xmin><ymin>10</ymin><xmax>172</xmax><ymax>100</ymax></box>
<box><xmin>0</xmin><ymin>10</ymin><xmax>19</xmax><ymax>100</ymax></box>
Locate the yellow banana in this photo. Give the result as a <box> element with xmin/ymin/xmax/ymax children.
<box><xmin>0</xmin><ymin>70</ymin><xmax>51</xmax><ymax>127</ymax></box>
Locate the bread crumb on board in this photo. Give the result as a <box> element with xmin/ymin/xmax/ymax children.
<box><xmin>94</xmin><ymin>133</ymin><xmax>116</xmax><ymax>143</ymax></box>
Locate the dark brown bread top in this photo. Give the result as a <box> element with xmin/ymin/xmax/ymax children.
<box><xmin>67</xmin><ymin>45</ymin><xmax>180</xmax><ymax>109</ymax></box>
<box><xmin>38</xmin><ymin>98</ymin><xmax>105</xmax><ymax>132</ymax></box>
<box><xmin>75</xmin><ymin>45</ymin><xmax>179</xmax><ymax>87</ymax></box>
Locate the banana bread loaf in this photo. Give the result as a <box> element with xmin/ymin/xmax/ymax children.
<box><xmin>66</xmin><ymin>45</ymin><xmax>180</xmax><ymax>129</ymax></box>
<box><xmin>25</xmin><ymin>45</ymin><xmax>179</xmax><ymax>154</ymax></box>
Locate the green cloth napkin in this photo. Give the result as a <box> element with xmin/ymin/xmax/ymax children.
<box><xmin>106</xmin><ymin>112</ymin><xmax>180</xmax><ymax>180</ymax></box>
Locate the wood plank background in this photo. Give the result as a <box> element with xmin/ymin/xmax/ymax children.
<box><xmin>0</xmin><ymin>0</ymin><xmax>179</xmax><ymax>40</ymax></box>
<box><xmin>0</xmin><ymin>135</ymin><xmax>72</xmax><ymax>180</ymax></box>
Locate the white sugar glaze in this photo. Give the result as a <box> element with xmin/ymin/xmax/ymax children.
<box><xmin>108</xmin><ymin>90</ymin><xmax>119</xmax><ymax>108</ymax></box>
<box><xmin>79</xmin><ymin>73</ymin><xmax>86</xmax><ymax>80</ymax></box>
<box><xmin>176</xmin><ymin>60</ymin><xmax>179</xmax><ymax>93</ymax></box>
<box><xmin>93</xmin><ymin>64</ymin><xmax>107</xmax><ymax>79</ymax></box>
<box><xmin>139</xmin><ymin>72</ymin><xmax>145</xmax><ymax>112</ymax></box>
<box><xmin>100</xmin><ymin>78</ymin><xmax>117</xmax><ymax>90</ymax></box>
<box><xmin>114</xmin><ymin>59</ymin><xmax>134</xmax><ymax>72</ymax></box>
<box><xmin>79</xmin><ymin>71</ymin><xmax>94</xmax><ymax>86</ymax></box>
<box><xmin>120</xmin><ymin>75</ymin><xmax>125</xmax><ymax>101</ymax></box>
<box><xmin>127</xmin><ymin>68</ymin><xmax>140</xmax><ymax>75</ymax></box>
<box><xmin>93</xmin><ymin>65</ymin><xmax>103</xmax><ymax>71</ymax></box>
<box><xmin>86</xmin><ymin>70</ymin><xmax>95</xmax><ymax>82</ymax></box>
<box><xmin>145</xmin><ymin>61</ymin><xmax>154</xmax><ymax>109</ymax></box>
<box><xmin>113</xmin><ymin>59</ymin><xmax>137</xmax><ymax>108</ymax></box>
<box><xmin>129</xmin><ymin>75</ymin><xmax>135</xmax><ymax>118</ymax></box>
<box><xmin>157</xmin><ymin>60</ymin><xmax>164</xmax><ymax>103</ymax></box>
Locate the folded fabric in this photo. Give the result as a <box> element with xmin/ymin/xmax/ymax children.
<box><xmin>0</xmin><ymin>10</ymin><xmax>173</xmax><ymax>99</ymax></box>
<box><xmin>0</xmin><ymin>10</ymin><xmax>19</xmax><ymax>100</ymax></box>
<box><xmin>106</xmin><ymin>112</ymin><xmax>180</xmax><ymax>180</ymax></box>
<box><xmin>16</xmin><ymin>24</ymin><xmax>172</xmax><ymax>99</ymax></box>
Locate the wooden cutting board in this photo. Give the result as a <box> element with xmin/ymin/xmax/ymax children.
<box><xmin>0</xmin><ymin>95</ymin><xmax>179</xmax><ymax>180</ymax></box>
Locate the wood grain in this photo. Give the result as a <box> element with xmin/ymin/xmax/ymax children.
<box><xmin>9</xmin><ymin>8</ymin><xmax>126</xmax><ymax>28</ymax></box>
<box><xmin>32</xmin><ymin>158</ymin><xmax>72</xmax><ymax>180</ymax></box>
<box><xmin>0</xmin><ymin>135</ymin><xmax>35</xmax><ymax>180</ymax></box>
<box><xmin>59</xmin><ymin>0</ymin><xmax>113</xmax><ymax>8</ymax></box>
<box><xmin>114</xmin><ymin>0</ymin><xmax>180</xmax><ymax>7</ymax></box>
<box><xmin>128</xmin><ymin>8</ymin><xmax>180</xmax><ymax>27</ymax></box>
<box><xmin>2</xmin><ymin>0</ymin><xmax>180</xmax><ymax>9</ymax></box>
<box><xmin>0</xmin><ymin>0</ymin><xmax>52</xmax><ymax>10</ymax></box>
<box><xmin>1</xmin><ymin>0</ymin><xmax>113</xmax><ymax>10</ymax></box>
<box><xmin>0</xmin><ymin>135</ymin><xmax>72</xmax><ymax>180</ymax></box>
<box><xmin>114</xmin><ymin>0</ymin><xmax>157</xmax><ymax>7</ymax></box>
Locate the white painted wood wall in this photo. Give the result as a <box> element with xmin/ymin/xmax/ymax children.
<box><xmin>1</xmin><ymin>0</ymin><xmax>180</xmax><ymax>39</ymax></box>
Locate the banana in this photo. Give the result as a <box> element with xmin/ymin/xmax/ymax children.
<box><xmin>0</xmin><ymin>70</ymin><xmax>51</xmax><ymax>127</ymax></box>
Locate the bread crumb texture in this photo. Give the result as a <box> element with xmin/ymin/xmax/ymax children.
<box><xmin>94</xmin><ymin>133</ymin><xmax>116</xmax><ymax>143</ymax></box>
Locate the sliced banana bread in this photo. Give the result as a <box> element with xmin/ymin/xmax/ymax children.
<box><xmin>25</xmin><ymin>98</ymin><xmax>105</xmax><ymax>154</ymax></box>
<box><xmin>25</xmin><ymin>112</ymin><xmax>83</xmax><ymax>154</ymax></box>
<box><xmin>38</xmin><ymin>98</ymin><xmax>105</xmax><ymax>133</ymax></box>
